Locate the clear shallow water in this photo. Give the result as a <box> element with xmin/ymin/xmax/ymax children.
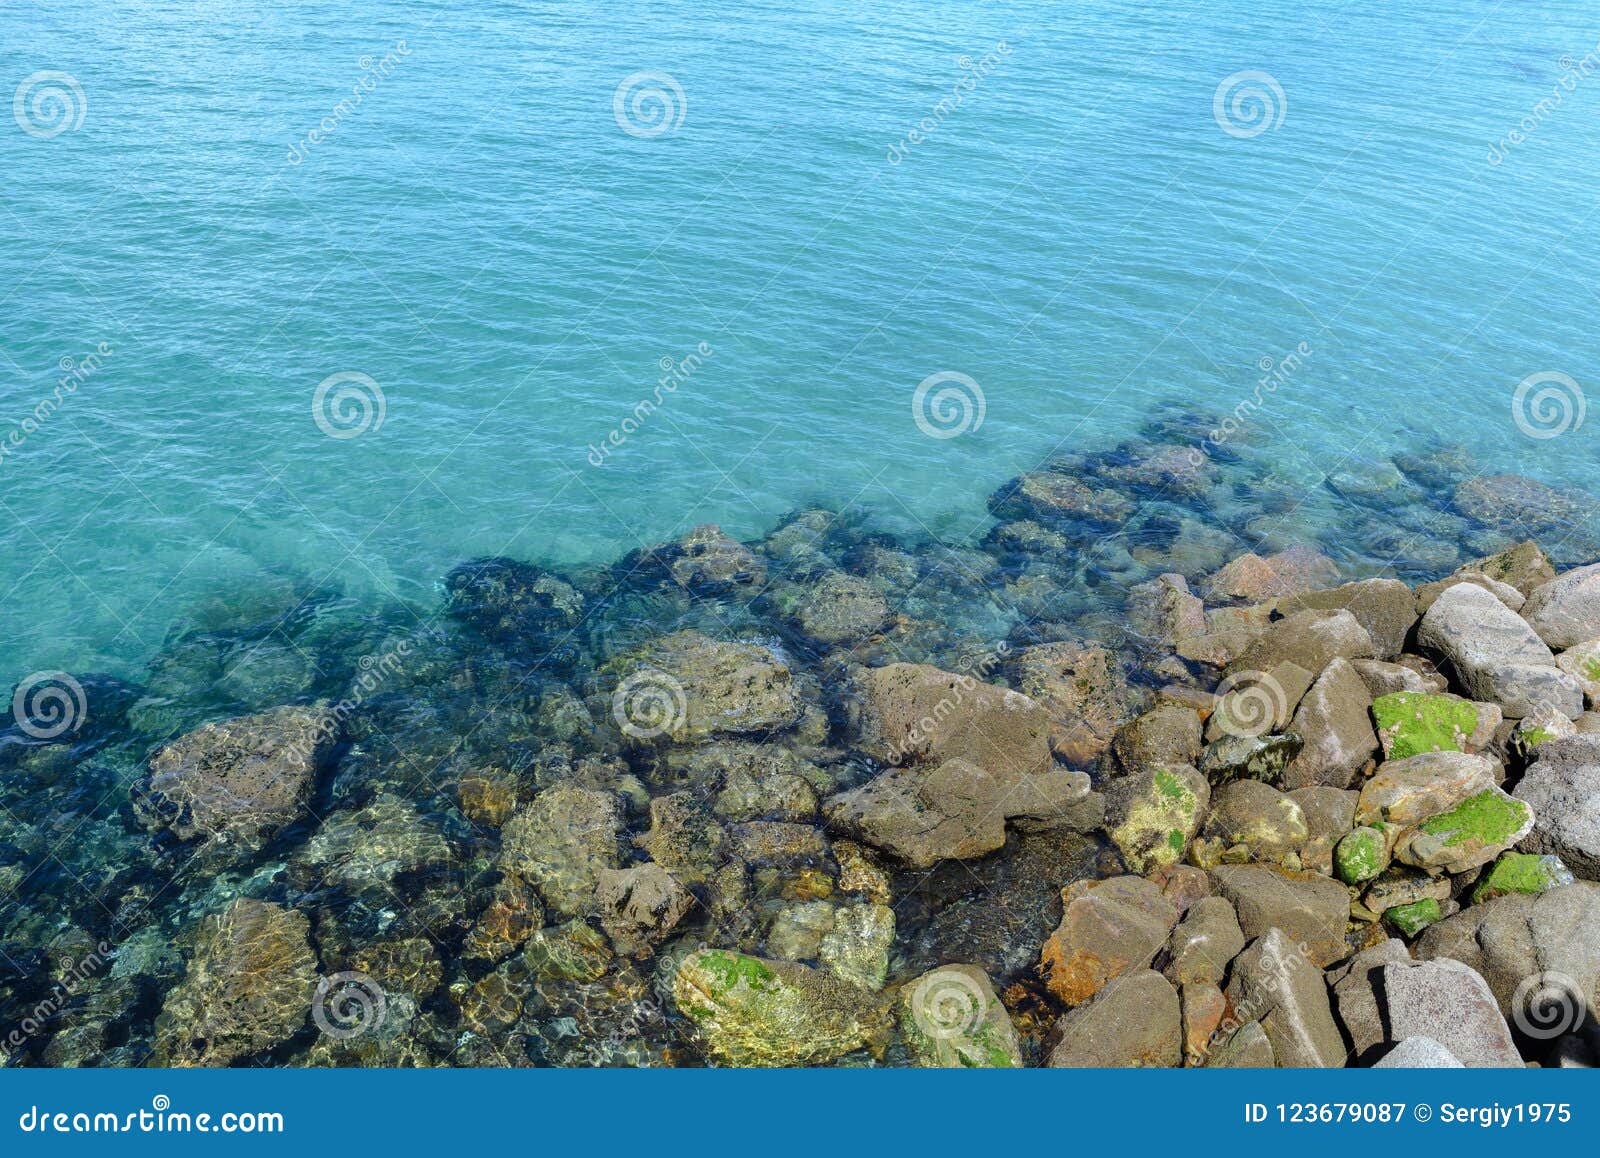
<box><xmin>4</xmin><ymin>0</ymin><xmax>1600</xmax><ymax>675</ymax></box>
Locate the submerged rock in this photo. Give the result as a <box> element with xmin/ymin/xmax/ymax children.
<box><xmin>899</xmin><ymin>964</ymin><xmax>1021</xmax><ymax>1067</ymax></box>
<box><xmin>134</xmin><ymin>704</ymin><xmax>332</xmax><ymax>856</ymax></box>
<box><xmin>670</xmin><ymin>949</ymin><xmax>889</xmax><ymax>1066</ymax></box>
<box><xmin>442</xmin><ymin>556</ymin><xmax>583</xmax><ymax>643</ymax></box>
<box><xmin>155</xmin><ymin>899</ymin><xmax>318</xmax><ymax>1067</ymax></box>
<box><xmin>606</xmin><ymin>631</ymin><xmax>806</xmax><ymax>741</ymax></box>
<box><xmin>499</xmin><ymin>785</ymin><xmax>623</xmax><ymax>917</ymax></box>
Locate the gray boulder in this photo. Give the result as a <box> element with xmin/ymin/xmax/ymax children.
<box><xmin>1373</xmin><ymin>1037</ymin><xmax>1465</xmax><ymax>1068</ymax></box>
<box><xmin>1226</xmin><ymin>928</ymin><xmax>1346</xmax><ymax>1067</ymax></box>
<box><xmin>1211</xmin><ymin>864</ymin><xmax>1350</xmax><ymax>967</ymax></box>
<box><xmin>1047</xmin><ymin>969</ymin><xmax>1181</xmax><ymax>1067</ymax></box>
<box><xmin>1416</xmin><ymin>583</ymin><xmax>1582</xmax><ymax>719</ymax></box>
<box><xmin>1514</xmin><ymin>735</ymin><xmax>1600</xmax><ymax>879</ymax></box>
<box><xmin>1281</xmin><ymin>658</ymin><xmax>1379</xmax><ymax>790</ymax></box>
<box><xmin>1523</xmin><ymin>563</ymin><xmax>1600</xmax><ymax>650</ymax></box>
<box><xmin>1382</xmin><ymin>959</ymin><xmax>1521</xmax><ymax>1067</ymax></box>
<box><xmin>1229</xmin><ymin>610</ymin><xmax>1376</xmax><ymax>678</ymax></box>
<box><xmin>1276</xmin><ymin>579</ymin><xmax>1417</xmax><ymax>660</ymax></box>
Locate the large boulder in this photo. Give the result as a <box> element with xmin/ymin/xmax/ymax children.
<box><xmin>988</xmin><ymin>470</ymin><xmax>1132</xmax><ymax>528</ymax></box>
<box><xmin>1010</xmin><ymin>641</ymin><xmax>1141</xmax><ymax>766</ymax></box>
<box><xmin>1276</xmin><ymin>579</ymin><xmax>1417</xmax><ymax>660</ymax></box>
<box><xmin>1226</xmin><ymin>928</ymin><xmax>1345</xmax><ymax>1067</ymax></box>
<box><xmin>1229</xmin><ymin>610</ymin><xmax>1376</xmax><ymax>678</ymax></box>
<box><xmin>1047</xmin><ymin>969</ymin><xmax>1181</xmax><ymax>1067</ymax></box>
<box><xmin>1522</xmin><ymin>563</ymin><xmax>1600</xmax><ymax>650</ymax></box>
<box><xmin>824</xmin><ymin>757</ymin><xmax>1089</xmax><ymax>869</ymax></box>
<box><xmin>134</xmin><ymin>704</ymin><xmax>331</xmax><ymax>855</ymax></box>
<box><xmin>606</xmin><ymin>631</ymin><xmax>806</xmax><ymax>741</ymax></box>
<box><xmin>498</xmin><ymin>785</ymin><xmax>623</xmax><ymax>916</ymax></box>
<box><xmin>670</xmin><ymin>949</ymin><xmax>889</xmax><ymax>1066</ymax></box>
<box><xmin>1164</xmin><ymin>895</ymin><xmax>1246</xmax><ymax>986</ymax></box>
<box><xmin>1210</xmin><ymin>864</ymin><xmax>1350</xmax><ymax>966</ymax></box>
<box><xmin>1513</xmin><ymin>735</ymin><xmax>1600</xmax><ymax>879</ymax></box>
<box><xmin>154</xmin><ymin>899</ymin><xmax>319</xmax><ymax>1066</ymax></box>
<box><xmin>1354</xmin><ymin>751</ymin><xmax>1498</xmax><ymax>828</ymax></box>
<box><xmin>844</xmin><ymin>663</ymin><xmax>1053</xmax><ymax>777</ymax></box>
<box><xmin>1381</xmin><ymin>959</ymin><xmax>1521</xmax><ymax>1067</ymax></box>
<box><xmin>1416</xmin><ymin>883</ymin><xmax>1600</xmax><ymax>1042</ymax></box>
<box><xmin>1039</xmin><ymin>875</ymin><xmax>1178</xmax><ymax>1006</ymax></box>
<box><xmin>1207</xmin><ymin>549</ymin><xmax>1340</xmax><ymax>603</ymax></box>
<box><xmin>1392</xmin><ymin>786</ymin><xmax>1534</xmax><ymax>875</ymax></box>
<box><xmin>1280</xmin><ymin>658</ymin><xmax>1379</xmax><ymax>790</ymax></box>
<box><xmin>771</xmin><ymin>571</ymin><xmax>890</xmax><ymax>647</ymax></box>
<box><xmin>1461</xmin><ymin>540</ymin><xmax>1558</xmax><ymax>598</ymax></box>
<box><xmin>1416</xmin><ymin>583</ymin><xmax>1582</xmax><ymax>719</ymax></box>
<box><xmin>1195</xmin><ymin>780</ymin><xmax>1307</xmax><ymax>867</ymax></box>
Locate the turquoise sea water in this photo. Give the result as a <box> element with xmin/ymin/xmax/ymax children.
<box><xmin>4</xmin><ymin>0</ymin><xmax>1600</xmax><ymax>676</ymax></box>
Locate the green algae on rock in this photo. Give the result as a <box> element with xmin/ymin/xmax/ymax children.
<box><xmin>1335</xmin><ymin>825</ymin><xmax>1391</xmax><ymax>885</ymax></box>
<box><xmin>899</xmin><ymin>964</ymin><xmax>1022</xmax><ymax>1068</ymax></box>
<box><xmin>670</xmin><ymin>948</ymin><xmax>889</xmax><ymax>1066</ymax></box>
<box><xmin>1371</xmin><ymin>691</ymin><xmax>1481</xmax><ymax>760</ymax></box>
<box><xmin>1397</xmin><ymin>788</ymin><xmax>1534</xmax><ymax>874</ymax></box>
<box><xmin>1469</xmin><ymin>852</ymin><xmax>1575</xmax><ymax>903</ymax></box>
<box><xmin>1383</xmin><ymin>898</ymin><xmax>1443</xmax><ymax>937</ymax></box>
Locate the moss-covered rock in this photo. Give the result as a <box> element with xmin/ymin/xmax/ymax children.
<box><xmin>1469</xmin><ymin>852</ymin><xmax>1574</xmax><ymax>903</ymax></box>
<box><xmin>1396</xmin><ymin>788</ymin><xmax>1534</xmax><ymax>874</ymax></box>
<box><xmin>1335</xmin><ymin>826</ymin><xmax>1391</xmax><ymax>885</ymax></box>
<box><xmin>1384</xmin><ymin>898</ymin><xmax>1442</xmax><ymax>937</ymax></box>
<box><xmin>670</xmin><ymin>949</ymin><xmax>889</xmax><ymax>1066</ymax></box>
<box><xmin>1371</xmin><ymin>692</ymin><xmax>1481</xmax><ymax>760</ymax></box>
<box><xmin>1106</xmin><ymin>764</ymin><xmax>1209</xmax><ymax>873</ymax></box>
<box><xmin>899</xmin><ymin>964</ymin><xmax>1022</xmax><ymax>1068</ymax></box>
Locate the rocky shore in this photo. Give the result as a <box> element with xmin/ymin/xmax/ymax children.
<box><xmin>3</xmin><ymin>410</ymin><xmax>1600</xmax><ymax>1068</ymax></box>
